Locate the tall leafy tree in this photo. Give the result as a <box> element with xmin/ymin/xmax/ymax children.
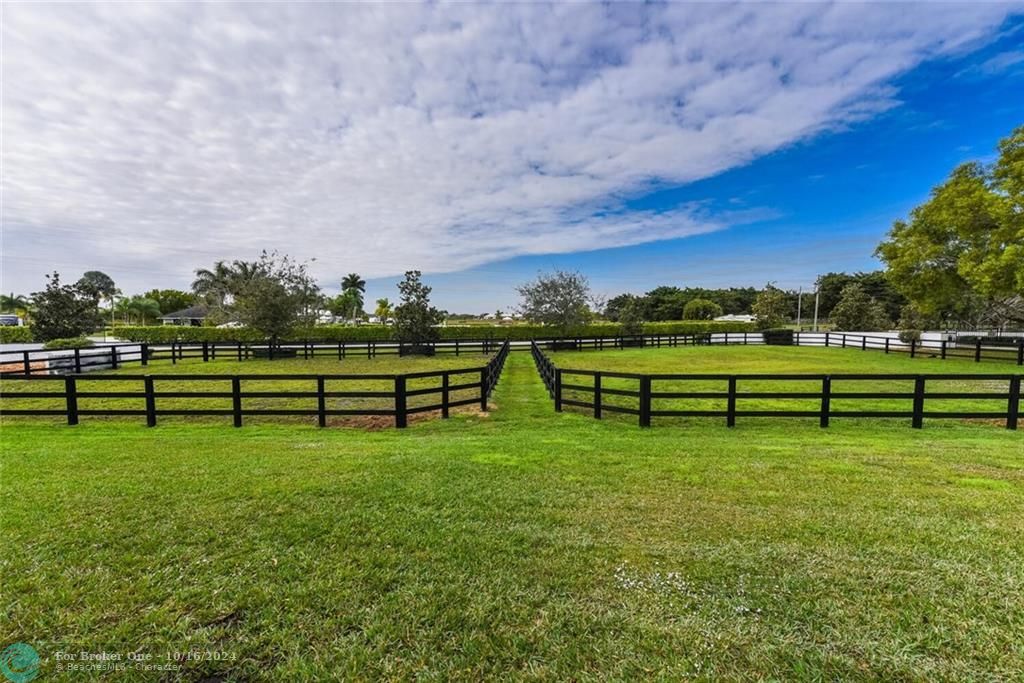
<box><xmin>0</xmin><ymin>293</ymin><xmax>30</xmax><ymax>313</ymax></box>
<box><xmin>392</xmin><ymin>271</ymin><xmax>444</xmax><ymax>343</ymax></box>
<box><xmin>232</xmin><ymin>252</ymin><xmax>321</xmax><ymax>347</ymax></box>
<box><xmin>31</xmin><ymin>272</ymin><xmax>102</xmax><ymax>341</ymax></box>
<box><xmin>516</xmin><ymin>270</ymin><xmax>594</xmax><ymax>337</ymax></box>
<box><xmin>876</xmin><ymin>125</ymin><xmax>1024</xmax><ymax>327</ymax></box>
<box><xmin>143</xmin><ymin>289</ymin><xmax>195</xmax><ymax>316</ymax></box>
<box><xmin>829</xmin><ymin>283</ymin><xmax>891</xmax><ymax>331</ymax></box>
<box><xmin>682</xmin><ymin>298</ymin><xmax>723</xmax><ymax>320</ymax></box>
<box><xmin>751</xmin><ymin>283</ymin><xmax>788</xmax><ymax>330</ymax></box>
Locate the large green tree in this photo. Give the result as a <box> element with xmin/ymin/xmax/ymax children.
<box><xmin>144</xmin><ymin>289</ymin><xmax>195</xmax><ymax>316</ymax></box>
<box><xmin>31</xmin><ymin>273</ymin><xmax>103</xmax><ymax>341</ymax></box>
<box><xmin>392</xmin><ymin>271</ymin><xmax>444</xmax><ymax>343</ymax></box>
<box><xmin>875</xmin><ymin>126</ymin><xmax>1024</xmax><ymax>326</ymax></box>
<box><xmin>341</xmin><ymin>273</ymin><xmax>366</xmax><ymax>322</ymax></box>
<box><xmin>751</xmin><ymin>283</ymin><xmax>788</xmax><ymax>330</ymax></box>
<box><xmin>232</xmin><ymin>252</ymin><xmax>321</xmax><ymax>347</ymax></box>
<box><xmin>516</xmin><ymin>270</ymin><xmax>593</xmax><ymax>336</ymax></box>
<box><xmin>829</xmin><ymin>283</ymin><xmax>891</xmax><ymax>331</ymax></box>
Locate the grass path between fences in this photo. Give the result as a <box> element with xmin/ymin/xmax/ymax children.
<box><xmin>2</xmin><ymin>352</ymin><xmax>1023</xmax><ymax>680</ymax></box>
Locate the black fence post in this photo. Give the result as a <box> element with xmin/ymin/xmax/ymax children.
<box><xmin>74</xmin><ymin>348</ymin><xmax>82</xmax><ymax>373</ymax></box>
<box><xmin>727</xmin><ymin>377</ymin><xmax>737</xmax><ymax>427</ymax></box>
<box><xmin>841</xmin><ymin>334</ymin><xmax>846</xmax><ymax>348</ymax></box>
<box><xmin>639</xmin><ymin>376</ymin><xmax>652</xmax><ymax>428</ymax></box>
<box><xmin>202</xmin><ymin>341</ymin><xmax>209</xmax><ymax>362</ymax></box>
<box><xmin>317</xmin><ymin>376</ymin><xmax>326</xmax><ymax>428</ymax></box>
<box><xmin>21</xmin><ymin>351</ymin><xmax>30</xmax><ymax>375</ymax></box>
<box><xmin>884</xmin><ymin>338</ymin><xmax>890</xmax><ymax>355</ymax></box>
<box><xmin>395</xmin><ymin>376</ymin><xmax>407</xmax><ymax>428</ymax></box>
<box><xmin>368</xmin><ymin>341</ymin><xmax>373</xmax><ymax>359</ymax></box>
<box><xmin>232</xmin><ymin>377</ymin><xmax>242</xmax><ymax>427</ymax></box>
<box><xmin>479</xmin><ymin>369</ymin><xmax>488</xmax><ymax>411</ymax></box>
<box><xmin>172</xmin><ymin>343</ymin><xmax>177</xmax><ymax>365</ymax></box>
<box><xmin>820</xmin><ymin>377</ymin><xmax>831</xmax><ymax>428</ymax></box>
<box><xmin>110</xmin><ymin>346</ymin><xmax>118</xmax><ymax>370</ymax></box>
<box><xmin>941</xmin><ymin>339</ymin><xmax>947</xmax><ymax>360</ymax></box>
<box><xmin>442</xmin><ymin>372</ymin><xmax>450</xmax><ymax>419</ymax></box>
<box><xmin>824</xmin><ymin>332</ymin><xmax>830</xmax><ymax>347</ymax></box>
<box><xmin>861</xmin><ymin>336</ymin><xmax>866</xmax><ymax>351</ymax></box>
<box><xmin>910</xmin><ymin>339</ymin><xmax>916</xmax><ymax>358</ymax></box>
<box><xmin>975</xmin><ymin>338</ymin><xmax>982</xmax><ymax>363</ymax></box>
<box><xmin>1007</xmin><ymin>376</ymin><xmax>1020</xmax><ymax>431</ymax></box>
<box><xmin>141</xmin><ymin>343</ymin><xmax>148</xmax><ymax>367</ymax></box>
<box><xmin>1018</xmin><ymin>340</ymin><xmax>1024</xmax><ymax>366</ymax></box>
<box><xmin>145</xmin><ymin>376</ymin><xmax>156</xmax><ymax>427</ymax></box>
<box><xmin>554</xmin><ymin>369</ymin><xmax>563</xmax><ymax>412</ymax></box>
<box><xmin>912</xmin><ymin>376</ymin><xmax>925</xmax><ymax>429</ymax></box>
<box><xmin>594</xmin><ymin>372</ymin><xmax>602</xmax><ymax>419</ymax></box>
<box><xmin>237</xmin><ymin>342</ymin><xmax>243</xmax><ymax>362</ymax></box>
<box><xmin>64</xmin><ymin>376</ymin><xmax>78</xmax><ymax>426</ymax></box>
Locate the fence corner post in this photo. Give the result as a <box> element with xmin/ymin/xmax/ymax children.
<box><xmin>395</xmin><ymin>375</ymin><xmax>407</xmax><ymax>428</ymax></box>
<box><xmin>442</xmin><ymin>372</ymin><xmax>450</xmax><ymax>419</ymax></box>
<box><xmin>639</xmin><ymin>376</ymin><xmax>651</xmax><ymax>428</ymax></box>
<box><xmin>1007</xmin><ymin>376</ymin><xmax>1020</xmax><ymax>431</ymax></box>
<box><xmin>554</xmin><ymin>369</ymin><xmax>563</xmax><ymax>412</ymax></box>
<box><xmin>726</xmin><ymin>376</ymin><xmax>737</xmax><ymax>427</ymax></box>
<box><xmin>64</xmin><ymin>375</ymin><xmax>78</xmax><ymax>426</ymax></box>
<box><xmin>144</xmin><ymin>376</ymin><xmax>156</xmax><ymax>427</ymax></box>
<box><xmin>820</xmin><ymin>376</ymin><xmax>831</xmax><ymax>428</ymax></box>
<box><xmin>912</xmin><ymin>376</ymin><xmax>925</xmax><ymax>429</ymax></box>
<box><xmin>480</xmin><ymin>368</ymin><xmax>489</xmax><ymax>412</ymax></box>
<box><xmin>232</xmin><ymin>377</ymin><xmax>242</xmax><ymax>427</ymax></box>
<box><xmin>317</xmin><ymin>376</ymin><xmax>326</xmax><ymax>428</ymax></box>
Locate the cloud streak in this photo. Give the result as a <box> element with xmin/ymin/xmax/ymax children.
<box><xmin>2</xmin><ymin>3</ymin><xmax>1018</xmax><ymax>291</ymax></box>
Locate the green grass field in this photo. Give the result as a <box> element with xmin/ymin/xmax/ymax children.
<box><xmin>553</xmin><ymin>345</ymin><xmax>1021</xmax><ymax>424</ymax></box>
<box><xmin>2</xmin><ymin>347</ymin><xmax>1022</xmax><ymax>680</ymax></box>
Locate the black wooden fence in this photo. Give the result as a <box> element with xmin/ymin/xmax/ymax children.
<box><xmin>2</xmin><ymin>330</ymin><xmax>1019</xmax><ymax>378</ymax></box>
<box><xmin>531</xmin><ymin>342</ymin><xmax>1021</xmax><ymax>430</ymax></box>
<box><xmin>1</xmin><ymin>342</ymin><xmax>509</xmax><ymax>429</ymax></box>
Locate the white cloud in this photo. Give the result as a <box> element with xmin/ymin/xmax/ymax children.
<box><xmin>1</xmin><ymin>2</ymin><xmax>1018</xmax><ymax>291</ymax></box>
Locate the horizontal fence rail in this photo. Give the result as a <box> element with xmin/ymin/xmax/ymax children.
<box><xmin>2</xmin><ymin>330</ymin><xmax>1020</xmax><ymax>377</ymax></box>
<box><xmin>531</xmin><ymin>342</ymin><xmax>1021</xmax><ymax>431</ymax></box>
<box><xmin>0</xmin><ymin>342</ymin><xmax>509</xmax><ymax>429</ymax></box>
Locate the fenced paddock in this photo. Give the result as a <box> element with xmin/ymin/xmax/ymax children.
<box><xmin>2</xmin><ymin>330</ymin><xmax>1019</xmax><ymax>377</ymax></box>
<box><xmin>532</xmin><ymin>342</ymin><xmax>1021</xmax><ymax>430</ymax></box>
<box><xmin>0</xmin><ymin>341</ymin><xmax>509</xmax><ymax>429</ymax></box>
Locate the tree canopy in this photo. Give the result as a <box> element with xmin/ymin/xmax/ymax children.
<box><xmin>875</xmin><ymin>125</ymin><xmax>1024</xmax><ymax>327</ymax></box>
<box><xmin>31</xmin><ymin>272</ymin><xmax>103</xmax><ymax>341</ymax></box>
<box><xmin>392</xmin><ymin>271</ymin><xmax>444</xmax><ymax>343</ymax></box>
<box><xmin>516</xmin><ymin>270</ymin><xmax>593</xmax><ymax>336</ymax></box>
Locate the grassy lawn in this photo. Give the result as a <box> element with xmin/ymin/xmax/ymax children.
<box><xmin>2</xmin><ymin>350</ymin><xmax>1022</xmax><ymax>680</ymax></box>
<box><xmin>0</xmin><ymin>353</ymin><xmax>494</xmax><ymax>427</ymax></box>
<box><xmin>552</xmin><ymin>345</ymin><xmax>1021</xmax><ymax>425</ymax></box>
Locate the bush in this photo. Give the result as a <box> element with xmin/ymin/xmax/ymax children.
<box><xmin>112</xmin><ymin>320</ymin><xmax>756</xmax><ymax>344</ymax></box>
<box><xmin>898</xmin><ymin>329</ymin><xmax>922</xmax><ymax>344</ymax></box>
<box><xmin>762</xmin><ymin>328</ymin><xmax>794</xmax><ymax>345</ymax></box>
<box><xmin>0</xmin><ymin>326</ymin><xmax>33</xmax><ymax>343</ymax></box>
<box><xmin>955</xmin><ymin>335</ymin><xmax>1021</xmax><ymax>347</ymax></box>
<box><xmin>682</xmin><ymin>299</ymin><xmax>723</xmax><ymax>320</ymax></box>
<box><xmin>42</xmin><ymin>337</ymin><xmax>94</xmax><ymax>350</ymax></box>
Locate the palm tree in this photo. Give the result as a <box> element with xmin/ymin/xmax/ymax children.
<box><xmin>128</xmin><ymin>297</ymin><xmax>161</xmax><ymax>324</ymax></box>
<box><xmin>341</xmin><ymin>273</ymin><xmax>366</xmax><ymax>322</ymax></box>
<box><xmin>192</xmin><ymin>261</ymin><xmax>234</xmax><ymax>307</ymax></box>
<box><xmin>374</xmin><ymin>297</ymin><xmax>392</xmax><ymax>323</ymax></box>
<box><xmin>0</xmin><ymin>293</ymin><xmax>29</xmax><ymax>313</ymax></box>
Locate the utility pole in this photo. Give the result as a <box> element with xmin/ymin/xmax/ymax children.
<box><xmin>813</xmin><ymin>287</ymin><xmax>820</xmax><ymax>332</ymax></box>
<box><xmin>796</xmin><ymin>286</ymin><xmax>803</xmax><ymax>329</ymax></box>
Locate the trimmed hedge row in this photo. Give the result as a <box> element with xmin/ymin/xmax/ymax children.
<box><xmin>0</xmin><ymin>326</ymin><xmax>33</xmax><ymax>343</ymax></box>
<box><xmin>112</xmin><ymin>321</ymin><xmax>756</xmax><ymax>343</ymax></box>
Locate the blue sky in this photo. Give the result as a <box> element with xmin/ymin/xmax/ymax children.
<box><xmin>406</xmin><ymin>19</ymin><xmax>1024</xmax><ymax>313</ymax></box>
<box><xmin>3</xmin><ymin>3</ymin><xmax>1022</xmax><ymax>313</ymax></box>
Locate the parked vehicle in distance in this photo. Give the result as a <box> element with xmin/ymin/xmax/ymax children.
<box><xmin>0</xmin><ymin>314</ymin><xmax>24</xmax><ymax>326</ymax></box>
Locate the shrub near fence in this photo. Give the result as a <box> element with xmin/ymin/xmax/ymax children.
<box><xmin>0</xmin><ymin>342</ymin><xmax>510</xmax><ymax>429</ymax></box>
<box><xmin>531</xmin><ymin>341</ymin><xmax>1022</xmax><ymax>430</ymax></box>
<box><xmin>0</xmin><ymin>327</ymin><xmax>32</xmax><ymax>343</ymax></box>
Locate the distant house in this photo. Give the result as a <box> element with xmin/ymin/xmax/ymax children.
<box><xmin>714</xmin><ymin>313</ymin><xmax>756</xmax><ymax>323</ymax></box>
<box><xmin>159</xmin><ymin>305</ymin><xmax>208</xmax><ymax>326</ymax></box>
